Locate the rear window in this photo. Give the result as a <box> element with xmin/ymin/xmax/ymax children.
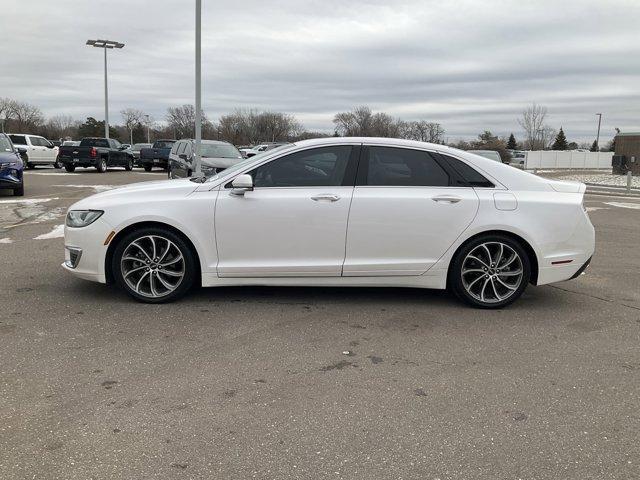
<box><xmin>8</xmin><ymin>135</ymin><xmax>27</xmax><ymax>145</ymax></box>
<box><xmin>439</xmin><ymin>154</ymin><xmax>494</xmax><ymax>188</ymax></box>
<box><xmin>201</xmin><ymin>144</ymin><xmax>241</xmax><ymax>159</ymax></box>
<box><xmin>80</xmin><ymin>138</ymin><xmax>109</xmax><ymax>148</ymax></box>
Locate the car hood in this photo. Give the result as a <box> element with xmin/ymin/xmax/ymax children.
<box><xmin>0</xmin><ymin>151</ymin><xmax>19</xmax><ymax>163</ymax></box>
<box><xmin>69</xmin><ymin>178</ymin><xmax>200</xmax><ymax>210</ymax></box>
<box><xmin>201</xmin><ymin>156</ymin><xmax>243</xmax><ymax>168</ymax></box>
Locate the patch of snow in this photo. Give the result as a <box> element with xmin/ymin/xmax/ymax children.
<box><xmin>554</xmin><ymin>173</ymin><xmax>640</xmax><ymax>189</ymax></box>
<box><xmin>34</xmin><ymin>224</ymin><xmax>65</xmax><ymax>240</ymax></box>
<box><xmin>52</xmin><ymin>184</ymin><xmax>118</xmax><ymax>193</ymax></box>
<box><xmin>0</xmin><ymin>197</ymin><xmax>58</xmax><ymax>204</ymax></box>
<box><xmin>0</xmin><ymin>237</ymin><xmax>13</xmax><ymax>244</ymax></box>
<box><xmin>604</xmin><ymin>202</ymin><xmax>640</xmax><ymax>210</ymax></box>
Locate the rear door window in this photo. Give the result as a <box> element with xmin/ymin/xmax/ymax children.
<box><xmin>359</xmin><ymin>147</ymin><xmax>450</xmax><ymax>187</ymax></box>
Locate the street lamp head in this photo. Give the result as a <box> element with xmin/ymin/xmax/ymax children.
<box><xmin>86</xmin><ymin>39</ymin><xmax>125</xmax><ymax>49</ymax></box>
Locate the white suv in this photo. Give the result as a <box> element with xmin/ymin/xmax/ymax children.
<box><xmin>7</xmin><ymin>134</ymin><xmax>60</xmax><ymax>169</ymax></box>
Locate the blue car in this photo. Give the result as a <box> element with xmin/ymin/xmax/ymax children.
<box><xmin>0</xmin><ymin>133</ymin><xmax>25</xmax><ymax>196</ymax></box>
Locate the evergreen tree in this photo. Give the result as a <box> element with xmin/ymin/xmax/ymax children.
<box><xmin>551</xmin><ymin>127</ymin><xmax>568</xmax><ymax>150</ymax></box>
<box><xmin>590</xmin><ymin>140</ymin><xmax>599</xmax><ymax>152</ymax></box>
<box><xmin>506</xmin><ymin>133</ymin><xmax>517</xmax><ymax>150</ymax></box>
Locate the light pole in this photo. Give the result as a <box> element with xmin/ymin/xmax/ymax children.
<box><xmin>194</xmin><ymin>0</ymin><xmax>202</xmax><ymax>176</ymax></box>
<box><xmin>86</xmin><ymin>39</ymin><xmax>124</xmax><ymax>139</ymax></box>
<box><xmin>144</xmin><ymin>114</ymin><xmax>150</xmax><ymax>143</ymax></box>
<box><xmin>595</xmin><ymin>113</ymin><xmax>602</xmax><ymax>151</ymax></box>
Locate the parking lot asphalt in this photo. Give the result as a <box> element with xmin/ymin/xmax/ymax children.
<box><xmin>1</xmin><ymin>167</ymin><xmax>639</xmax><ymax>479</ymax></box>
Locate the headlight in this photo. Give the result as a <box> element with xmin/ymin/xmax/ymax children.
<box><xmin>66</xmin><ymin>210</ymin><xmax>104</xmax><ymax>228</ymax></box>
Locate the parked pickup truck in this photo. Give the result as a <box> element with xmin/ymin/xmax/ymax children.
<box><xmin>139</xmin><ymin>140</ymin><xmax>176</xmax><ymax>171</ymax></box>
<box><xmin>57</xmin><ymin>137</ymin><xmax>134</xmax><ymax>173</ymax></box>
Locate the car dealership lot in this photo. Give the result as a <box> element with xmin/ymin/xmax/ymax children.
<box><xmin>1</xmin><ymin>169</ymin><xmax>640</xmax><ymax>479</ymax></box>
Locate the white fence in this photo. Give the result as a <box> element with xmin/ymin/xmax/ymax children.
<box><xmin>524</xmin><ymin>151</ymin><xmax>613</xmax><ymax>170</ymax></box>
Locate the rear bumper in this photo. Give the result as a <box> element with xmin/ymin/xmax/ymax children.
<box><xmin>60</xmin><ymin>158</ymin><xmax>97</xmax><ymax>168</ymax></box>
<box><xmin>139</xmin><ymin>158</ymin><xmax>168</xmax><ymax>166</ymax></box>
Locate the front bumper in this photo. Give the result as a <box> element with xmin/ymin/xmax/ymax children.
<box><xmin>62</xmin><ymin>218</ymin><xmax>112</xmax><ymax>284</ymax></box>
<box><xmin>0</xmin><ymin>165</ymin><xmax>23</xmax><ymax>188</ymax></box>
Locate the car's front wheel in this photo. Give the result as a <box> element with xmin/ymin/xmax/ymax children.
<box><xmin>112</xmin><ymin>227</ymin><xmax>196</xmax><ymax>303</ymax></box>
<box><xmin>450</xmin><ymin>234</ymin><xmax>530</xmax><ymax>309</ymax></box>
<box><xmin>124</xmin><ymin>158</ymin><xmax>133</xmax><ymax>171</ymax></box>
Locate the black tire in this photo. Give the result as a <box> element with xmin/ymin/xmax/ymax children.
<box><xmin>54</xmin><ymin>158</ymin><xmax>62</xmax><ymax>169</ymax></box>
<box><xmin>124</xmin><ymin>158</ymin><xmax>133</xmax><ymax>171</ymax></box>
<box><xmin>96</xmin><ymin>157</ymin><xmax>108</xmax><ymax>173</ymax></box>
<box><xmin>449</xmin><ymin>234</ymin><xmax>531</xmax><ymax>309</ymax></box>
<box><xmin>13</xmin><ymin>184</ymin><xmax>24</xmax><ymax>196</ymax></box>
<box><xmin>64</xmin><ymin>165</ymin><xmax>76</xmax><ymax>172</ymax></box>
<box><xmin>111</xmin><ymin>227</ymin><xmax>197</xmax><ymax>303</ymax></box>
<box><xmin>26</xmin><ymin>162</ymin><xmax>35</xmax><ymax>170</ymax></box>
<box><xmin>143</xmin><ymin>164</ymin><xmax>152</xmax><ymax>172</ymax></box>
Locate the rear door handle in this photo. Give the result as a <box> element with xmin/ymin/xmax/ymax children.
<box><xmin>432</xmin><ymin>195</ymin><xmax>462</xmax><ymax>203</ymax></box>
<box><xmin>311</xmin><ymin>194</ymin><xmax>340</xmax><ymax>202</ymax></box>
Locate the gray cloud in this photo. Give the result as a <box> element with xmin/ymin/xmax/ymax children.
<box><xmin>1</xmin><ymin>0</ymin><xmax>639</xmax><ymax>142</ymax></box>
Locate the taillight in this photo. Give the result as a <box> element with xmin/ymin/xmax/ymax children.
<box><xmin>90</xmin><ymin>147</ymin><xmax>97</xmax><ymax>158</ymax></box>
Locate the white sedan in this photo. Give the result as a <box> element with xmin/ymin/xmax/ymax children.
<box><xmin>62</xmin><ymin>138</ymin><xmax>595</xmax><ymax>308</ymax></box>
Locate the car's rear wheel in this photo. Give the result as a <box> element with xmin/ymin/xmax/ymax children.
<box><xmin>97</xmin><ymin>158</ymin><xmax>107</xmax><ymax>173</ymax></box>
<box><xmin>144</xmin><ymin>165</ymin><xmax>152</xmax><ymax>172</ymax></box>
<box><xmin>112</xmin><ymin>227</ymin><xmax>196</xmax><ymax>303</ymax></box>
<box><xmin>54</xmin><ymin>158</ymin><xmax>62</xmax><ymax>169</ymax></box>
<box><xmin>450</xmin><ymin>234</ymin><xmax>530</xmax><ymax>309</ymax></box>
<box><xmin>13</xmin><ymin>185</ymin><xmax>24</xmax><ymax>196</ymax></box>
<box><xmin>64</xmin><ymin>165</ymin><xmax>75</xmax><ymax>172</ymax></box>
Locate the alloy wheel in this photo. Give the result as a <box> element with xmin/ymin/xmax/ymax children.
<box><xmin>120</xmin><ymin>235</ymin><xmax>185</xmax><ymax>298</ymax></box>
<box><xmin>460</xmin><ymin>241</ymin><xmax>523</xmax><ymax>304</ymax></box>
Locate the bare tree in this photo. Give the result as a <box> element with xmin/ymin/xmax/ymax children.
<box><xmin>0</xmin><ymin>98</ymin><xmax>12</xmax><ymax>132</ymax></box>
<box><xmin>333</xmin><ymin>106</ymin><xmax>408</xmax><ymax>138</ymax></box>
<box><xmin>120</xmin><ymin>108</ymin><xmax>144</xmax><ymax>144</ymax></box>
<box><xmin>6</xmin><ymin>100</ymin><xmax>44</xmax><ymax>132</ymax></box>
<box><xmin>406</xmin><ymin>120</ymin><xmax>445</xmax><ymax>143</ymax></box>
<box><xmin>166</xmin><ymin>104</ymin><xmax>214</xmax><ymax>139</ymax></box>
<box><xmin>518</xmin><ymin>103</ymin><xmax>550</xmax><ymax>150</ymax></box>
<box><xmin>218</xmin><ymin>109</ymin><xmax>304</xmax><ymax>145</ymax></box>
<box><xmin>47</xmin><ymin>115</ymin><xmax>77</xmax><ymax>140</ymax></box>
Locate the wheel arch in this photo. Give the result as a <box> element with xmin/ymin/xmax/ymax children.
<box><xmin>446</xmin><ymin>229</ymin><xmax>539</xmax><ymax>286</ymax></box>
<box><xmin>104</xmin><ymin>221</ymin><xmax>202</xmax><ymax>285</ymax></box>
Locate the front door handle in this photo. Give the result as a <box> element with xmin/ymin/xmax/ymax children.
<box><xmin>432</xmin><ymin>195</ymin><xmax>462</xmax><ymax>203</ymax></box>
<box><xmin>311</xmin><ymin>194</ymin><xmax>340</xmax><ymax>202</ymax></box>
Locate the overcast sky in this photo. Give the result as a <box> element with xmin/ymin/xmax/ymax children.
<box><xmin>2</xmin><ymin>0</ymin><xmax>639</xmax><ymax>142</ymax></box>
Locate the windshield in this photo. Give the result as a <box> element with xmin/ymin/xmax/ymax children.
<box><xmin>0</xmin><ymin>136</ymin><xmax>13</xmax><ymax>152</ymax></box>
<box><xmin>205</xmin><ymin>144</ymin><xmax>296</xmax><ymax>181</ymax></box>
<box><xmin>153</xmin><ymin>141</ymin><xmax>175</xmax><ymax>149</ymax></box>
<box><xmin>201</xmin><ymin>144</ymin><xmax>241</xmax><ymax>159</ymax></box>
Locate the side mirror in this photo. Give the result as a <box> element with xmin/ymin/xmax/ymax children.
<box><xmin>17</xmin><ymin>147</ymin><xmax>27</xmax><ymax>154</ymax></box>
<box><xmin>47</xmin><ymin>144</ymin><xmax>55</xmax><ymax>148</ymax></box>
<box><xmin>230</xmin><ymin>174</ymin><xmax>253</xmax><ymax>196</ymax></box>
